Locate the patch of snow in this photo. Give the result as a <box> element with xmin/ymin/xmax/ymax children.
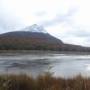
<box><xmin>24</xmin><ymin>24</ymin><xmax>47</xmax><ymax>33</ymax></box>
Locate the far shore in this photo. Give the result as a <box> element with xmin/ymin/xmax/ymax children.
<box><xmin>0</xmin><ymin>50</ymin><xmax>90</xmax><ymax>55</ymax></box>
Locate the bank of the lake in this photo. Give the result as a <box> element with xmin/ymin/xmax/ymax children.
<box><xmin>0</xmin><ymin>74</ymin><xmax>89</xmax><ymax>90</ymax></box>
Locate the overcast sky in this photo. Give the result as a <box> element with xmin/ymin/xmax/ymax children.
<box><xmin>0</xmin><ymin>0</ymin><xmax>90</xmax><ymax>46</ymax></box>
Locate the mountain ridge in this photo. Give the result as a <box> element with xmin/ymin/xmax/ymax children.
<box><xmin>0</xmin><ymin>24</ymin><xmax>90</xmax><ymax>51</ymax></box>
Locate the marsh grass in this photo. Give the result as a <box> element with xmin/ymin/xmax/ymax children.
<box><xmin>0</xmin><ymin>74</ymin><xmax>90</xmax><ymax>90</ymax></box>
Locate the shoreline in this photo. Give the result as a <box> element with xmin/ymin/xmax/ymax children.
<box><xmin>0</xmin><ymin>74</ymin><xmax>90</xmax><ymax>90</ymax></box>
<box><xmin>0</xmin><ymin>50</ymin><xmax>90</xmax><ymax>55</ymax></box>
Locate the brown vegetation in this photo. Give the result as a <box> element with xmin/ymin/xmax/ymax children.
<box><xmin>0</xmin><ymin>73</ymin><xmax>90</xmax><ymax>90</ymax></box>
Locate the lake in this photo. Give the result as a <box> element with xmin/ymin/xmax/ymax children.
<box><xmin>0</xmin><ymin>51</ymin><xmax>90</xmax><ymax>78</ymax></box>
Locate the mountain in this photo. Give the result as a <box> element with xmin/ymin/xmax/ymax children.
<box><xmin>0</xmin><ymin>24</ymin><xmax>90</xmax><ymax>51</ymax></box>
<box><xmin>0</xmin><ymin>24</ymin><xmax>63</xmax><ymax>50</ymax></box>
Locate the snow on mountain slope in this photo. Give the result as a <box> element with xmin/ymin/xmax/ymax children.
<box><xmin>24</xmin><ymin>24</ymin><xmax>47</xmax><ymax>33</ymax></box>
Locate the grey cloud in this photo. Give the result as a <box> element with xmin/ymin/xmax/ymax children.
<box><xmin>35</xmin><ymin>11</ymin><xmax>47</xmax><ymax>17</ymax></box>
<box><xmin>0</xmin><ymin>16</ymin><xmax>24</xmax><ymax>32</ymax></box>
<box><xmin>40</xmin><ymin>8</ymin><xmax>78</xmax><ymax>27</ymax></box>
<box><xmin>64</xmin><ymin>29</ymin><xmax>90</xmax><ymax>37</ymax></box>
<box><xmin>0</xmin><ymin>0</ymin><xmax>25</xmax><ymax>33</ymax></box>
<box><xmin>70</xmin><ymin>31</ymin><xmax>90</xmax><ymax>37</ymax></box>
<box><xmin>64</xmin><ymin>22</ymin><xmax>90</xmax><ymax>38</ymax></box>
<box><xmin>0</xmin><ymin>12</ymin><xmax>24</xmax><ymax>33</ymax></box>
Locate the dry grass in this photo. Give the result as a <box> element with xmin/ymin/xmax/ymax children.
<box><xmin>0</xmin><ymin>73</ymin><xmax>90</xmax><ymax>90</ymax></box>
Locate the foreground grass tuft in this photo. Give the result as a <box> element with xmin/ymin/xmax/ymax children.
<box><xmin>0</xmin><ymin>74</ymin><xmax>90</xmax><ymax>90</ymax></box>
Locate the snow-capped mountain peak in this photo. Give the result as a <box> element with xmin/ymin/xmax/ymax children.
<box><xmin>24</xmin><ymin>24</ymin><xmax>47</xmax><ymax>33</ymax></box>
